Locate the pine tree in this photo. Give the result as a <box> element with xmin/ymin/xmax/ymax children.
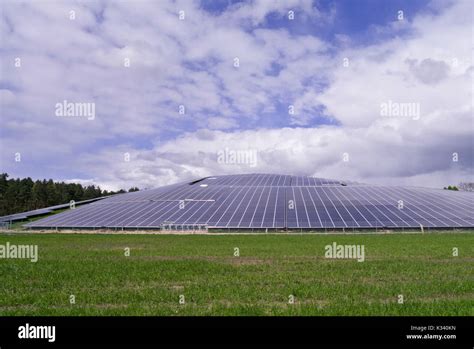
<box><xmin>0</xmin><ymin>173</ymin><xmax>137</xmax><ymax>216</ymax></box>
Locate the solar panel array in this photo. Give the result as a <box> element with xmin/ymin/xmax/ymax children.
<box><xmin>0</xmin><ymin>197</ymin><xmax>109</xmax><ymax>223</ymax></box>
<box><xmin>24</xmin><ymin>174</ymin><xmax>474</xmax><ymax>230</ymax></box>
<box><xmin>195</xmin><ymin>174</ymin><xmax>343</xmax><ymax>187</ymax></box>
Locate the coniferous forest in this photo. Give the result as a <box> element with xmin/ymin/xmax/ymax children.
<box><xmin>0</xmin><ymin>173</ymin><xmax>139</xmax><ymax>216</ymax></box>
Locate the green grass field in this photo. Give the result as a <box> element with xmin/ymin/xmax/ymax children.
<box><xmin>0</xmin><ymin>232</ymin><xmax>472</xmax><ymax>316</ymax></box>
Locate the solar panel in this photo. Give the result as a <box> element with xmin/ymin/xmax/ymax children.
<box><xmin>0</xmin><ymin>197</ymin><xmax>109</xmax><ymax>223</ymax></box>
<box><xmin>24</xmin><ymin>174</ymin><xmax>474</xmax><ymax>230</ymax></box>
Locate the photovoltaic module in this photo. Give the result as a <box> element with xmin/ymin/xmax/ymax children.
<box><xmin>23</xmin><ymin>174</ymin><xmax>474</xmax><ymax>230</ymax></box>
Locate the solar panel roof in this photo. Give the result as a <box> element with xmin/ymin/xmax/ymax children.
<box><xmin>23</xmin><ymin>174</ymin><xmax>474</xmax><ymax>230</ymax></box>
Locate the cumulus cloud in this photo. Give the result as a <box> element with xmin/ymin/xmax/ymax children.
<box><xmin>0</xmin><ymin>0</ymin><xmax>472</xmax><ymax>190</ymax></box>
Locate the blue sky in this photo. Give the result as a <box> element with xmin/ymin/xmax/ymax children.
<box><xmin>0</xmin><ymin>0</ymin><xmax>472</xmax><ymax>190</ymax></box>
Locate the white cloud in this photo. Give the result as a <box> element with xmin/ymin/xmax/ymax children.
<box><xmin>0</xmin><ymin>0</ymin><xmax>472</xmax><ymax>191</ymax></box>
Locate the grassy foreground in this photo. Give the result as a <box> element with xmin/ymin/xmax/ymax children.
<box><xmin>0</xmin><ymin>232</ymin><xmax>472</xmax><ymax>316</ymax></box>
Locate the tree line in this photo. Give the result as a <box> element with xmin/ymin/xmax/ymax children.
<box><xmin>443</xmin><ymin>183</ymin><xmax>474</xmax><ymax>191</ymax></box>
<box><xmin>0</xmin><ymin>173</ymin><xmax>139</xmax><ymax>216</ymax></box>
